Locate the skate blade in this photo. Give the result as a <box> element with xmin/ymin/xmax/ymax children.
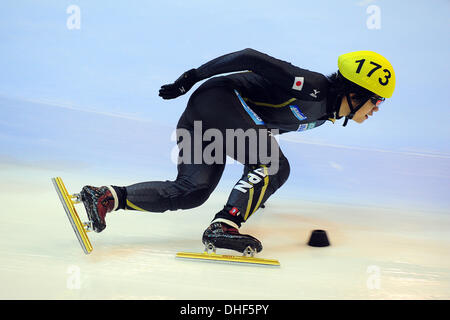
<box><xmin>176</xmin><ymin>251</ymin><xmax>280</xmax><ymax>266</ymax></box>
<box><xmin>52</xmin><ymin>177</ymin><xmax>93</xmax><ymax>254</ymax></box>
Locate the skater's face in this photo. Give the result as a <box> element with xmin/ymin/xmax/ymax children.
<box><xmin>339</xmin><ymin>94</ymin><xmax>380</xmax><ymax>124</ymax></box>
<box><xmin>351</xmin><ymin>100</ymin><xmax>380</xmax><ymax>123</ymax></box>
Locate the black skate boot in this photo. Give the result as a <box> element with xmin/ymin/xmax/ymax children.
<box><xmin>80</xmin><ymin>186</ymin><xmax>116</xmax><ymax>233</ymax></box>
<box><xmin>202</xmin><ymin>222</ymin><xmax>263</xmax><ymax>255</ymax></box>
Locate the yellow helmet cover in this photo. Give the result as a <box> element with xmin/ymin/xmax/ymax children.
<box><xmin>338</xmin><ymin>50</ymin><xmax>395</xmax><ymax>98</ymax></box>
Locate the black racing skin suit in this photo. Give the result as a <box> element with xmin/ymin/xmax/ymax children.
<box><xmin>193</xmin><ymin>48</ymin><xmax>339</xmax><ymax>132</ymax></box>
<box><xmin>115</xmin><ymin>48</ymin><xmax>341</xmax><ymax>229</ymax></box>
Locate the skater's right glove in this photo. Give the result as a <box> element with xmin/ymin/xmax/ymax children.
<box><xmin>159</xmin><ymin>68</ymin><xmax>198</xmax><ymax>100</ymax></box>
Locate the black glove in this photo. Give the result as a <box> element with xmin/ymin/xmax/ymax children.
<box><xmin>159</xmin><ymin>68</ymin><xmax>198</xmax><ymax>100</ymax></box>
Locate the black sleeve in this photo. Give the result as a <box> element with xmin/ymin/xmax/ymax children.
<box><xmin>195</xmin><ymin>48</ymin><xmax>328</xmax><ymax>100</ymax></box>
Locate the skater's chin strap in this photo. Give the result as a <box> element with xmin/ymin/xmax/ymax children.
<box><xmin>342</xmin><ymin>93</ymin><xmax>368</xmax><ymax>127</ymax></box>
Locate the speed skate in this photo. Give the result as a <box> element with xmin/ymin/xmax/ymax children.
<box><xmin>51</xmin><ymin>177</ymin><xmax>93</xmax><ymax>254</ymax></box>
<box><xmin>52</xmin><ymin>176</ymin><xmax>279</xmax><ymax>265</ymax></box>
<box><xmin>176</xmin><ymin>242</ymin><xmax>280</xmax><ymax>266</ymax></box>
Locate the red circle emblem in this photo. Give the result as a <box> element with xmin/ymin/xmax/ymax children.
<box><xmin>296</xmin><ymin>81</ymin><xmax>302</xmax><ymax>86</ymax></box>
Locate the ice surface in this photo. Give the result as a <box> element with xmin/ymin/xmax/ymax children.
<box><xmin>0</xmin><ymin>166</ymin><xmax>449</xmax><ymax>300</ymax></box>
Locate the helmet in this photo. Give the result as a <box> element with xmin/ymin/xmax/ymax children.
<box><xmin>338</xmin><ymin>50</ymin><xmax>395</xmax><ymax>98</ymax></box>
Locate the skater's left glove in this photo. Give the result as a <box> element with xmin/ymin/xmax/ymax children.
<box><xmin>159</xmin><ymin>68</ymin><xmax>198</xmax><ymax>100</ymax></box>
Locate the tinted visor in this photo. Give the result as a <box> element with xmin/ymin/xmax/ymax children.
<box><xmin>370</xmin><ymin>95</ymin><xmax>385</xmax><ymax>107</ymax></box>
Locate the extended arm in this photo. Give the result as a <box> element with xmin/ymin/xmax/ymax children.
<box><xmin>159</xmin><ymin>48</ymin><xmax>323</xmax><ymax>100</ymax></box>
<box><xmin>195</xmin><ymin>48</ymin><xmax>294</xmax><ymax>88</ymax></box>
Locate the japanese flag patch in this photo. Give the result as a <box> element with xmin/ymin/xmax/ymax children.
<box><xmin>292</xmin><ymin>76</ymin><xmax>304</xmax><ymax>91</ymax></box>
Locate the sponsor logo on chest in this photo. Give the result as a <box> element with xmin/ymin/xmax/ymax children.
<box><xmin>289</xmin><ymin>105</ymin><xmax>307</xmax><ymax>121</ymax></box>
<box><xmin>297</xmin><ymin>122</ymin><xmax>317</xmax><ymax>132</ymax></box>
<box><xmin>310</xmin><ymin>89</ymin><xmax>320</xmax><ymax>98</ymax></box>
